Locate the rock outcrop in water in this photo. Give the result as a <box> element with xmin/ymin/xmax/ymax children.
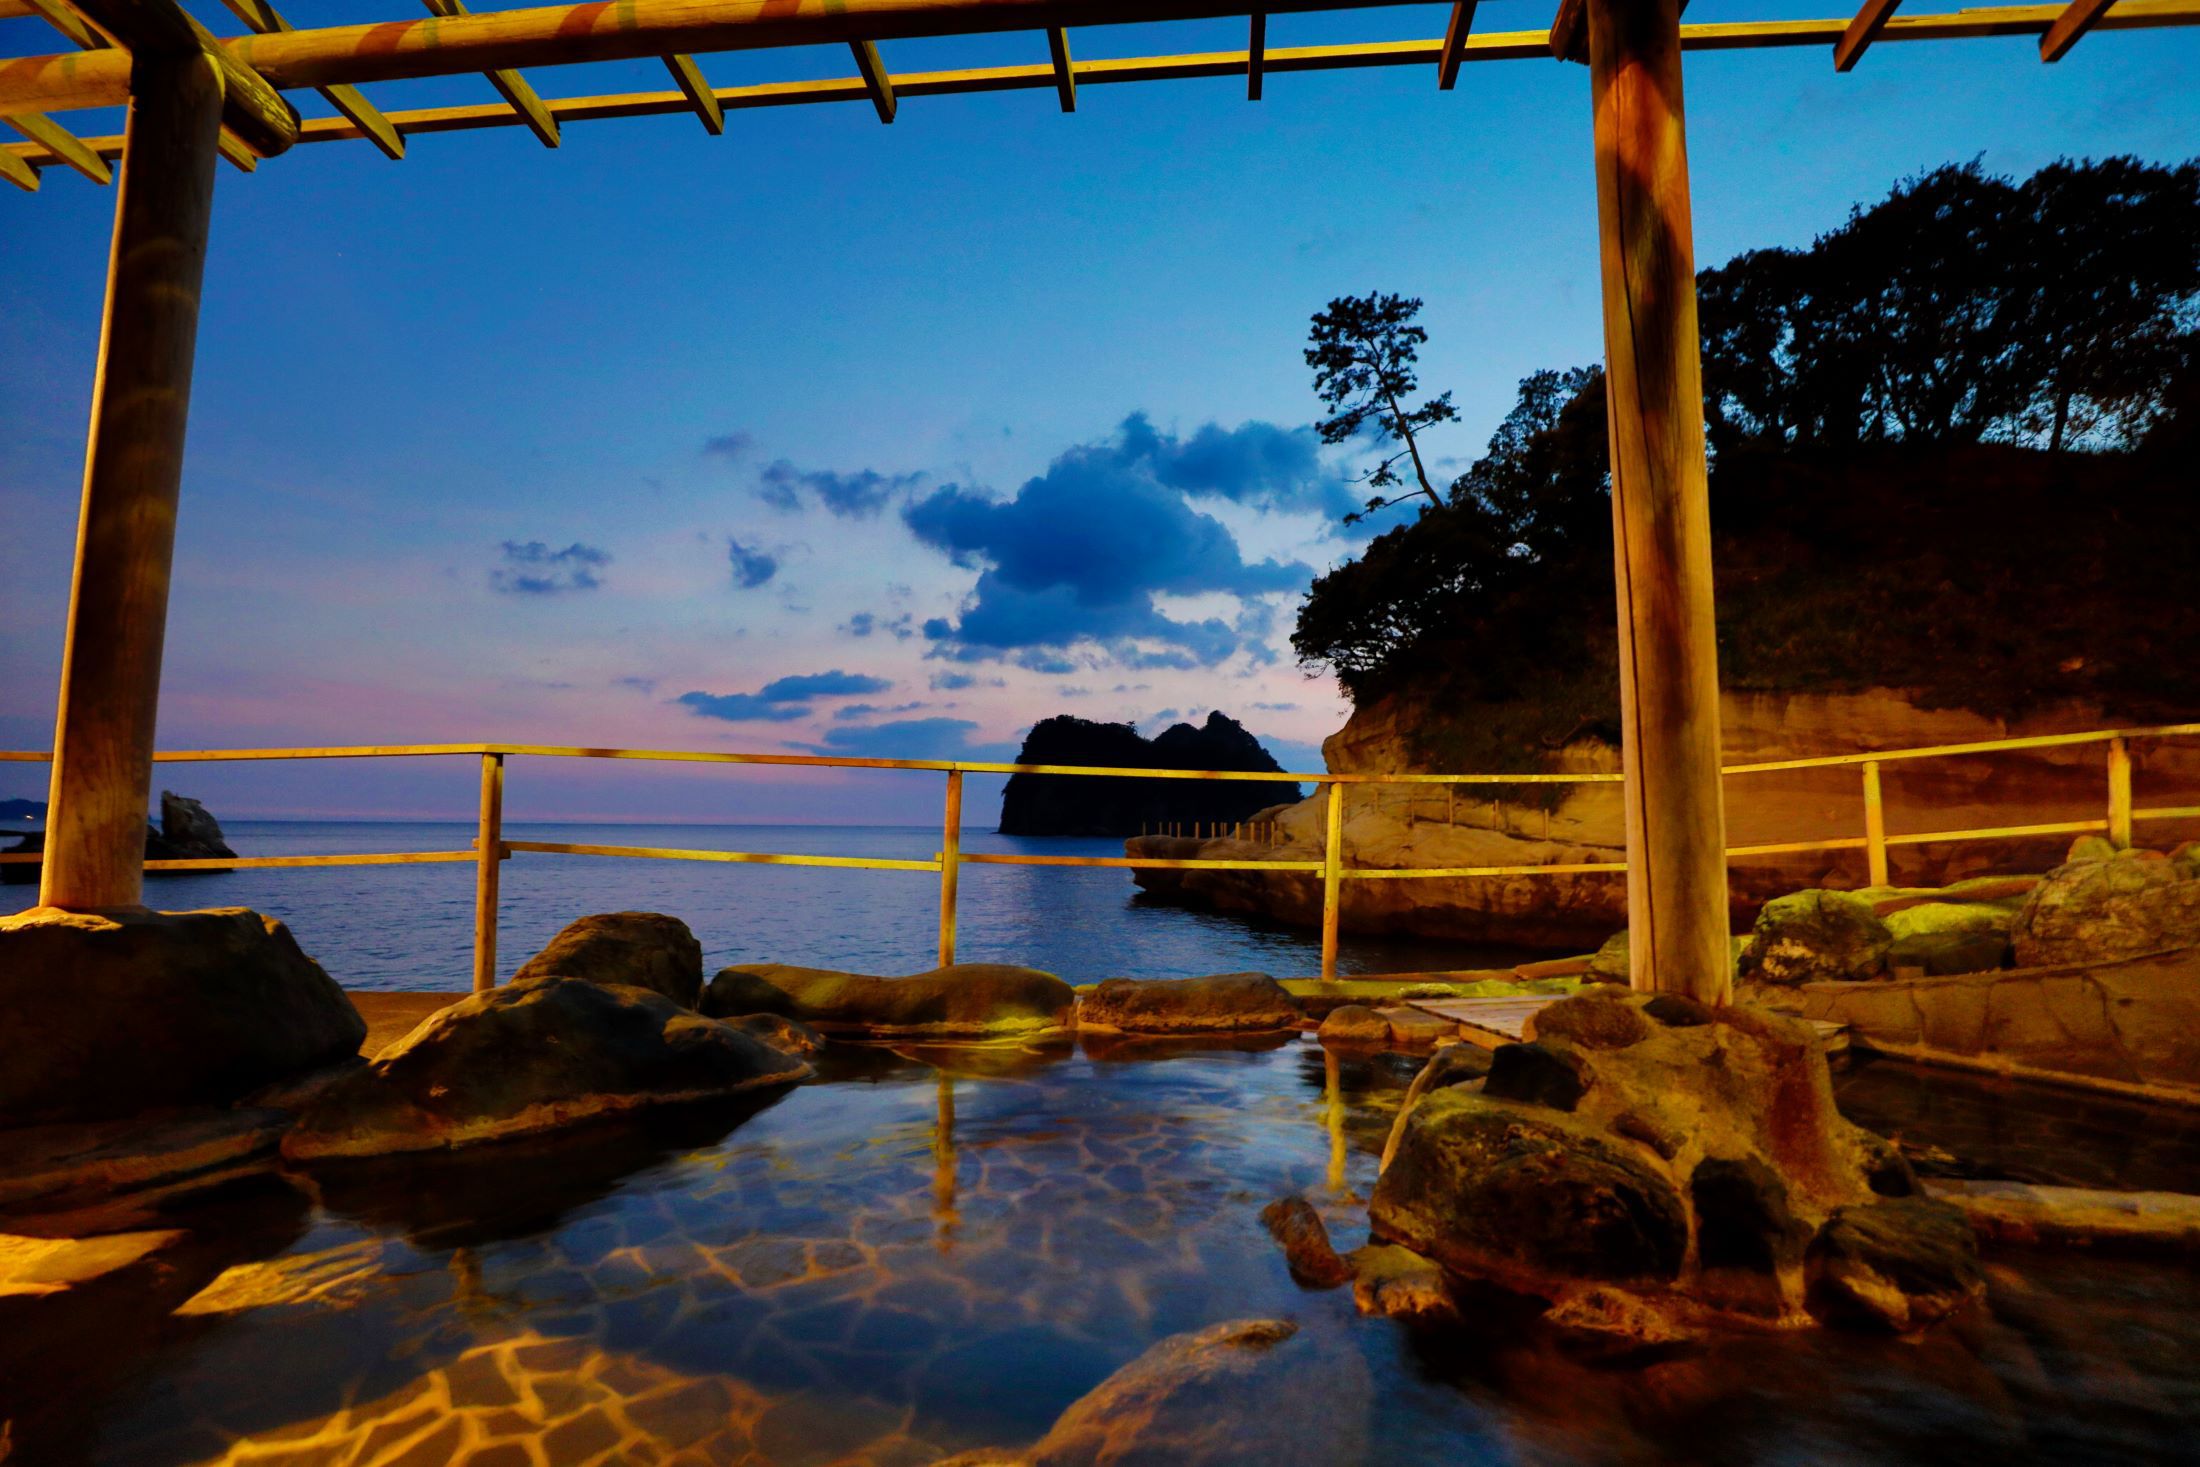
<box><xmin>282</xmin><ymin>975</ymin><xmax>809</xmax><ymax>1159</ymax></box>
<box><xmin>704</xmin><ymin>962</ymin><xmax>1077</xmax><ymax>1038</ymax></box>
<box><xmin>2011</xmin><ymin>842</ymin><xmax>2200</xmax><ymax>966</ymax></box>
<box><xmin>0</xmin><ymin>906</ymin><xmax>365</xmax><ymax>1126</ymax></box>
<box><xmin>1371</xmin><ymin>987</ymin><xmax>1980</xmax><ymax>1336</ymax></box>
<box><xmin>1077</xmin><ymin>972</ymin><xmax>1301</xmax><ymax>1034</ymax></box>
<box><xmin>512</xmin><ymin>911</ymin><xmax>705</xmax><ymax>1008</ymax></box>
<box><xmin>998</xmin><ymin>713</ymin><xmax>1301</xmax><ymax>837</ymax></box>
<box><xmin>2</xmin><ymin>790</ymin><xmax>237</xmax><ymax>886</ymax></box>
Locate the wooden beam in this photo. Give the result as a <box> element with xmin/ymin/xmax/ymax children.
<box><xmin>1248</xmin><ymin>11</ymin><xmax>1265</xmax><ymax>99</ymax></box>
<box><xmin>1836</xmin><ymin>0</ymin><xmax>1903</xmax><ymax>67</ymax></box>
<box><xmin>1584</xmin><ymin>0</ymin><xmax>1731</xmax><ymax>1003</ymax></box>
<box><xmin>4</xmin><ymin>109</ymin><xmax>108</xmax><ymax>182</ymax></box>
<box><xmin>217</xmin><ymin>0</ymin><xmax>404</xmax><ymax>160</ymax></box>
<box><xmin>663</xmin><ymin>52</ymin><xmax>724</xmax><ymax>133</ymax></box>
<box><xmin>18</xmin><ymin>0</ymin><xmax>99</xmax><ymax>50</ymax></box>
<box><xmin>0</xmin><ymin>144</ymin><xmax>35</xmax><ymax>190</ymax></box>
<box><xmin>1550</xmin><ymin>0</ymin><xmax>1587</xmax><ymax>60</ymax></box>
<box><xmin>850</xmin><ymin>39</ymin><xmax>896</xmax><ymax>121</ymax></box>
<box><xmin>2041</xmin><ymin>0</ymin><xmax>2117</xmax><ymax>56</ymax></box>
<box><xmin>1046</xmin><ymin>24</ymin><xmax>1074</xmax><ymax>111</ymax></box>
<box><xmin>1438</xmin><ymin>0</ymin><xmax>1477</xmax><ymax>88</ymax></box>
<box><xmin>421</xmin><ymin>0</ymin><xmax>559</xmax><ymax>147</ymax></box>
<box><xmin>22</xmin><ymin>0</ymin><xmax>280</xmax><ymax>171</ymax></box>
<box><xmin>65</xmin><ymin>0</ymin><xmax>299</xmax><ymax>157</ymax></box>
<box><xmin>40</xmin><ymin>45</ymin><xmax>223</xmax><ymax>912</ymax></box>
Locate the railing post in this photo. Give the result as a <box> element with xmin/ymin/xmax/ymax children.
<box><xmin>937</xmin><ymin>768</ymin><xmax>963</xmax><ymax>968</ymax></box>
<box><xmin>472</xmin><ymin>752</ymin><xmax>504</xmax><ymax>993</ymax></box>
<box><xmin>2107</xmin><ymin>737</ymin><xmax>2133</xmax><ymax>849</ymax></box>
<box><xmin>1861</xmin><ymin>759</ymin><xmax>1889</xmax><ymax>887</ymax></box>
<box><xmin>1320</xmin><ymin>781</ymin><xmax>1344</xmax><ymax>982</ymax></box>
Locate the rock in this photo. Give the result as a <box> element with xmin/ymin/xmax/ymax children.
<box><xmin>1416</xmin><ymin>1044</ymin><xmax>1492</xmax><ymax>1090</ymax></box>
<box><xmin>2011</xmin><ymin>847</ymin><xmax>2200</xmax><ymax>967</ymax></box>
<box><xmin>1883</xmin><ymin>900</ymin><xmax>2015</xmax><ymax>942</ymax></box>
<box><xmin>1316</xmin><ymin>1004</ymin><xmax>1390</xmax><ymax>1045</ymax></box>
<box><xmin>1542</xmin><ymin>1285</ymin><xmax>1700</xmax><ymax>1360</ymax></box>
<box><xmin>1371</xmin><ymin>1088</ymin><xmax>1689</xmax><ymax>1288</ymax></box>
<box><xmin>2173</xmin><ymin>841</ymin><xmax>2200</xmax><ymax>882</ymax></box>
<box><xmin>1482</xmin><ymin>1042</ymin><xmax>1593</xmax><ymax>1112</ymax></box>
<box><xmin>1531</xmin><ymin>990</ymin><xmax>1653</xmax><ymax>1050</ymax></box>
<box><xmin>1344</xmin><ymin>1243</ymin><xmax>1455</xmax><ymax>1320</ymax></box>
<box><xmin>1928</xmin><ymin>1178</ymin><xmax>2200</xmax><ymax>1252</ymax></box>
<box><xmin>722</xmin><ymin>1013</ymin><xmax>824</xmax><ymax>1056</ymax></box>
<box><xmin>281</xmin><ymin>976</ymin><xmax>809</xmax><ymax>1160</ymax></box>
<box><xmin>1642</xmin><ymin>993</ymin><xmax>1714</xmax><ymax>1028</ymax></box>
<box><xmin>1376</xmin><ymin>1006</ymin><xmax>1456</xmax><ymax>1048</ymax></box>
<box><xmin>1740</xmin><ymin>889</ymin><xmax>1893</xmax><ymax>985</ymax></box>
<box><xmin>512</xmin><ymin>911</ymin><xmax>704</xmax><ymax>1009</ymax></box>
<box><xmin>2066</xmin><ymin>834</ymin><xmax>2119</xmax><ymax>863</ymax></box>
<box><xmin>0</xmin><ymin>906</ymin><xmax>365</xmax><ymax>1126</ymax></box>
<box><xmin>1586</xmin><ymin>930</ymin><xmax>1631</xmax><ymax>984</ymax></box>
<box><xmin>1691</xmin><ymin>1156</ymin><xmax>1809</xmax><ymax>1315</ymax></box>
<box><xmin>1258</xmin><ymin>1196</ymin><xmax>1350</xmax><ymax>1289</ymax></box>
<box><xmin>958</xmin><ymin>1317</ymin><xmax>1371</xmax><ymax>1467</ymax></box>
<box><xmin>702</xmin><ymin>962</ymin><xmax>1075</xmax><ymax>1038</ymax></box>
<box><xmin>1805</xmin><ymin>1197</ymin><xmax>1984</xmax><ymax>1331</ymax></box>
<box><xmin>998</xmin><ymin>712</ymin><xmax>1301</xmax><ymax>837</ymax></box>
<box><xmin>159</xmin><ymin>790</ymin><xmax>235</xmax><ymax>858</ymax></box>
<box><xmin>1887</xmin><ymin>928</ymin><xmax>2009</xmax><ymax>976</ymax></box>
<box><xmin>0</xmin><ymin>1108</ymin><xmax>289</xmax><ymax>1217</ymax></box>
<box><xmin>1077</xmin><ymin>972</ymin><xmax>1299</xmax><ymax>1034</ymax></box>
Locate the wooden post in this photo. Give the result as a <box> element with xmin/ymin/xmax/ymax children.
<box><xmin>1585</xmin><ymin>0</ymin><xmax>1732</xmax><ymax>1004</ymax></box>
<box><xmin>2107</xmin><ymin>737</ymin><xmax>2133</xmax><ymax>849</ymax></box>
<box><xmin>472</xmin><ymin>751</ymin><xmax>504</xmax><ymax>992</ymax></box>
<box><xmin>38</xmin><ymin>47</ymin><xmax>223</xmax><ymax>912</ymax></box>
<box><xmin>1320</xmin><ymin>781</ymin><xmax>1344</xmax><ymax>981</ymax></box>
<box><xmin>1861</xmin><ymin>759</ymin><xmax>1889</xmax><ymax>888</ymax></box>
<box><xmin>937</xmin><ymin>769</ymin><xmax>963</xmax><ymax>967</ymax></box>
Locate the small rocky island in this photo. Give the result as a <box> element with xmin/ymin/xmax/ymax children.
<box><xmin>1</xmin><ymin>790</ymin><xmax>235</xmax><ymax>885</ymax></box>
<box><xmin>999</xmin><ymin>712</ymin><xmax>1302</xmax><ymax>837</ymax></box>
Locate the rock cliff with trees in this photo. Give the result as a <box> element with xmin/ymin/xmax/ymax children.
<box><xmin>999</xmin><ymin>712</ymin><xmax>1301</xmax><ymax>837</ymax></box>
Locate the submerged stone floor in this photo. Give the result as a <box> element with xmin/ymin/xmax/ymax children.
<box><xmin>4</xmin><ymin>1039</ymin><xmax>2199</xmax><ymax>1465</ymax></box>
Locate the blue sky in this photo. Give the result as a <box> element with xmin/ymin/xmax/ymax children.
<box><xmin>3</xmin><ymin>4</ymin><xmax>2196</xmax><ymax>825</ymax></box>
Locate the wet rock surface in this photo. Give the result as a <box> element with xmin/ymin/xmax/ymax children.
<box><xmin>1805</xmin><ymin>1197</ymin><xmax>1986</xmax><ymax>1331</ymax></box>
<box><xmin>1741</xmin><ymin>889</ymin><xmax>1893</xmax><ymax>985</ymax></box>
<box><xmin>512</xmin><ymin>910</ymin><xmax>705</xmax><ymax>1009</ymax></box>
<box><xmin>1317</xmin><ymin>1003</ymin><xmax>1391</xmax><ymax>1045</ymax></box>
<box><xmin>1344</xmin><ymin>1243</ymin><xmax>1456</xmax><ymax>1320</ymax></box>
<box><xmin>283</xmin><ymin>976</ymin><xmax>810</xmax><ymax>1159</ymax></box>
<box><xmin>0</xmin><ymin>906</ymin><xmax>364</xmax><ymax>1125</ymax></box>
<box><xmin>2012</xmin><ymin>845</ymin><xmax>2200</xmax><ymax>967</ymax></box>
<box><xmin>1077</xmin><ymin>972</ymin><xmax>1300</xmax><ymax>1034</ymax></box>
<box><xmin>1258</xmin><ymin>1196</ymin><xmax>1350</xmax><ymax>1289</ymax></box>
<box><xmin>705</xmin><ymin>962</ymin><xmax>1077</xmax><ymax>1038</ymax></box>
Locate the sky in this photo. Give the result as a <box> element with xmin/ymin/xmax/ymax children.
<box><xmin>3</xmin><ymin>2</ymin><xmax>2196</xmax><ymax>827</ymax></box>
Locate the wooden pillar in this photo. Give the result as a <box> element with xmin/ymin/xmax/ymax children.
<box><xmin>472</xmin><ymin>752</ymin><xmax>504</xmax><ymax>992</ymax></box>
<box><xmin>1861</xmin><ymin>760</ymin><xmax>1889</xmax><ymax>887</ymax></box>
<box><xmin>39</xmin><ymin>48</ymin><xmax>224</xmax><ymax>913</ymax></box>
<box><xmin>1585</xmin><ymin>0</ymin><xmax>1732</xmax><ymax>1003</ymax></box>
<box><xmin>1319</xmin><ymin>781</ymin><xmax>1344</xmax><ymax>982</ymax></box>
<box><xmin>2106</xmin><ymin>737</ymin><xmax>2133</xmax><ymax>849</ymax></box>
<box><xmin>937</xmin><ymin>769</ymin><xmax>963</xmax><ymax>968</ymax></box>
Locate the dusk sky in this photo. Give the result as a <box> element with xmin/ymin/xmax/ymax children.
<box><xmin>4</xmin><ymin>4</ymin><xmax>2196</xmax><ymax>827</ymax></box>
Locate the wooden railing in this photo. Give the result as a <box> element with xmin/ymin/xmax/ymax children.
<box><xmin>4</xmin><ymin>723</ymin><xmax>2197</xmax><ymax>986</ymax></box>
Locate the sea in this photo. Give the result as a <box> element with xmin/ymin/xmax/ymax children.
<box><xmin>2</xmin><ymin>819</ymin><xmax>1524</xmax><ymax>991</ymax></box>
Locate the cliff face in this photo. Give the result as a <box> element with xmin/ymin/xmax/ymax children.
<box><xmin>999</xmin><ymin>712</ymin><xmax>1302</xmax><ymax>837</ymax></box>
<box><xmin>1129</xmin><ymin>688</ymin><xmax>2200</xmax><ymax>949</ymax></box>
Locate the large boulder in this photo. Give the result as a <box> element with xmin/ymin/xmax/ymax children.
<box><xmin>1740</xmin><ymin>889</ymin><xmax>1892</xmax><ymax>985</ymax></box>
<box><xmin>159</xmin><ymin>791</ymin><xmax>234</xmax><ymax>858</ymax></box>
<box><xmin>1371</xmin><ymin>986</ymin><xmax>1979</xmax><ymax>1335</ymax></box>
<box><xmin>702</xmin><ymin>962</ymin><xmax>1075</xmax><ymax>1039</ymax></box>
<box><xmin>1883</xmin><ymin>897</ymin><xmax>2014</xmax><ymax>974</ymax></box>
<box><xmin>512</xmin><ymin>911</ymin><xmax>704</xmax><ymax>1008</ymax></box>
<box><xmin>0</xmin><ymin>907</ymin><xmax>365</xmax><ymax>1126</ymax></box>
<box><xmin>2011</xmin><ymin>847</ymin><xmax>2200</xmax><ymax>967</ymax></box>
<box><xmin>938</xmin><ymin>1318</ymin><xmax>1370</xmax><ymax>1467</ymax></box>
<box><xmin>1805</xmin><ymin>1197</ymin><xmax>1986</xmax><ymax>1331</ymax></box>
<box><xmin>282</xmin><ymin>976</ymin><xmax>808</xmax><ymax>1159</ymax></box>
<box><xmin>1077</xmin><ymin>972</ymin><xmax>1299</xmax><ymax>1034</ymax></box>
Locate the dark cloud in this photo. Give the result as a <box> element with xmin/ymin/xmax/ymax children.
<box><xmin>902</xmin><ymin>418</ymin><xmax>1311</xmax><ymax>668</ymax></box>
<box><xmin>491</xmin><ymin>540</ymin><xmax>609</xmax><ymax>596</ymax></box>
<box><xmin>842</xmin><ymin>611</ymin><xmax>915</xmax><ymax>640</ymax></box>
<box><xmin>929</xmin><ymin>671</ymin><xmax>1004</xmax><ymax>692</ymax></box>
<box><xmin>757</xmin><ymin>460</ymin><xmax>924</xmax><ymax>519</ymax></box>
<box><xmin>702</xmin><ymin>432</ymin><xmax>756</xmax><ymax>459</ymax></box>
<box><xmin>794</xmin><ymin>718</ymin><xmax>1020</xmax><ymax>763</ymax></box>
<box><xmin>1116</xmin><ymin>412</ymin><xmax>1356</xmax><ymax>518</ymax></box>
<box><xmin>726</xmin><ymin>538</ymin><xmax>779</xmax><ymax>589</ymax></box>
<box><xmin>834</xmin><ymin>701</ymin><xmax>927</xmax><ymax>721</ymax></box>
<box><xmin>677</xmin><ymin>669</ymin><xmax>893</xmax><ymax>724</ymax></box>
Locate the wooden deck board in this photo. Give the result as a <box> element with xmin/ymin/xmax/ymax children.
<box><xmin>1411</xmin><ymin>995</ymin><xmax>1846</xmax><ymax>1052</ymax></box>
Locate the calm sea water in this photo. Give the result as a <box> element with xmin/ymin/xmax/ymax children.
<box><xmin>2</xmin><ymin>820</ymin><xmax>1523</xmax><ymax>991</ymax></box>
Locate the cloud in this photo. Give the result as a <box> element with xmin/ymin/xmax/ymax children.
<box><xmin>842</xmin><ymin>611</ymin><xmax>915</xmax><ymax>640</ymax></box>
<box><xmin>677</xmin><ymin>668</ymin><xmax>893</xmax><ymax>723</ymax></box>
<box><xmin>757</xmin><ymin>460</ymin><xmax>924</xmax><ymax>519</ymax></box>
<box><xmin>902</xmin><ymin>419</ymin><xmax>1311</xmax><ymax>668</ymax></box>
<box><xmin>703</xmin><ymin>431</ymin><xmax>757</xmax><ymax>460</ymax></box>
<box><xmin>614</xmin><ymin>675</ymin><xmax>658</xmax><ymax>693</ymax></box>
<box><xmin>794</xmin><ymin>717</ymin><xmax>1020</xmax><ymax>763</ymax></box>
<box><xmin>1116</xmin><ymin>412</ymin><xmax>1357</xmax><ymax>519</ymax></box>
<box><xmin>834</xmin><ymin>700</ymin><xmax>927</xmax><ymax>721</ymax></box>
<box><xmin>726</xmin><ymin>538</ymin><xmax>779</xmax><ymax>589</ymax></box>
<box><xmin>490</xmin><ymin>540</ymin><xmax>609</xmax><ymax>595</ymax></box>
<box><xmin>929</xmin><ymin>671</ymin><xmax>1003</xmax><ymax>691</ymax></box>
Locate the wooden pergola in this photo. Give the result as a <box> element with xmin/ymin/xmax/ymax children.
<box><xmin>5</xmin><ymin>0</ymin><xmax>2192</xmax><ymax>1005</ymax></box>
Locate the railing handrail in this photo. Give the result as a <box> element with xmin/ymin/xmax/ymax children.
<box><xmin>4</xmin><ymin>720</ymin><xmax>2195</xmax><ymax>988</ymax></box>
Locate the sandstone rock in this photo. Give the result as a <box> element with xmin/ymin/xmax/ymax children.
<box><xmin>0</xmin><ymin>906</ymin><xmax>365</xmax><ymax>1126</ymax></box>
<box><xmin>1542</xmin><ymin>1285</ymin><xmax>1701</xmax><ymax>1360</ymax></box>
<box><xmin>1372</xmin><ymin>1089</ymin><xmax>1689</xmax><ymax>1288</ymax></box>
<box><xmin>1883</xmin><ymin>900</ymin><xmax>2015</xmax><ymax>942</ymax></box>
<box><xmin>1077</xmin><ymin>972</ymin><xmax>1299</xmax><ymax>1034</ymax></box>
<box><xmin>1417</xmin><ymin>1044</ymin><xmax>1493</xmax><ymax>1090</ymax></box>
<box><xmin>1316</xmin><ymin>1004</ymin><xmax>1390</xmax><ymax>1045</ymax></box>
<box><xmin>1740</xmin><ymin>889</ymin><xmax>1893</xmax><ymax>985</ymax></box>
<box><xmin>1888</xmin><ymin>928</ymin><xmax>2009</xmax><ymax>976</ymax></box>
<box><xmin>1531</xmin><ymin>989</ymin><xmax>1653</xmax><ymax>1050</ymax></box>
<box><xmin>2011</xmin><ymin>848</ymin><xmax>2200</xmax><ymax>967</ymax></box>
<box><xmin>512</xmin><ymin>911</ymin><xmax>704</xmax><ymax>1009</ymax></box>
<box><xmin>1805</xmin><ymin>1197</ymin><xmax>1984</xmax><ymax>1331</ymax></box>
<box><xmin>1344</xmin><ymin>1243</ymin><xmax>1455</xmax><ymax>1320</ymax></box>
<box><xmin>1691</xmin><ymin>1156</ymin><xmax>1809</xmax><ymax>1315</ymax></box>
<box><xmin>957</xmin><ymin>1317</ymin><xmax>1370</xmax><ymax>1467</ymax></box>
<box><xmin>1376</xmin><ymin>1006</ymin><xmax>1456</xmax><ymax>1048</ymax></box>
<box><xmin>0</xmin><ymin>1108</ymin><xmax>289</xmax><ymax>1217</ymax></box>
<box><xmin>282</xmin><ymin>976</ymin><xmax>809</xmax><ymax>1160</ymax></box>
<box><xmin>1642</xmin><ymin>993</ymin><xmax>1715</xmax><ymax>1028</ymax></box>
<box><xmin>2173</xmin><ymin>841</ymin><xmax>2200</xmax><ymax>882</ymax></box>
<box><xmin>722</xmin><ymin>1013</ymin><xmax>825</xmax><ymax>1056</ymax></box>
<box><xmin>1258</xmin><ymin>1196</ymin><xmax>1350</xmax><ymax>1289</ymax></box>
<box><xmin>1482</xmin><ymin>1042</ymin><xmax>1593</xmax><ymax>1112</ymax></box>
<box><xmin>2067</xmin><ymin>834</ymin><xmax>2119</xmax><ymax>863</ymax></box>
<box><xmin>1586</xmin><ymin>930</ymin><xmax>1631</xmax><ymax>984</ymax></box>
<box><xmin>702</xmin><ymin>962</ymin><xmax>1075</xmax><ymax>1038</ymax></box>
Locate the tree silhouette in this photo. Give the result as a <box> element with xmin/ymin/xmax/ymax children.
<box><xmin>1304</xmin><ymin>292</ymin><xmax>1459</xmax><ymax>522</ymax></box>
